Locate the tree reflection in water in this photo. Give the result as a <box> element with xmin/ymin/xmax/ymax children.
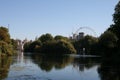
<box><xmin>73</xmin><ymin>57</ymin><xmax>101</xmax><ymax>72</ymax></box>
<box><xmin>98</xmin><ymin>51</ymin><xmax>120</xmax><ymax>80</ymax></box>
<box><xmin>0</xmin><ymin>56</ymin><xmax>12</xmax><ymax>80</ymax></box>
<box><xmin>31</xmin><ymin>54</ymin><xmax>74</xmax><ymax>72</ymax></box>
<box><xmin>2</xmin><ymin>52</ymin><xmax>118</xmax><ymax>80</ymax></box>
<box><xmin>98</xmin><ymin>63</ymin><xmax>120</xmax><ymax>80</ymax></box>
<box><xmin>31</xmin><ymin>53</ymin><xmax>102</xmax><ymax>73</ymax></box>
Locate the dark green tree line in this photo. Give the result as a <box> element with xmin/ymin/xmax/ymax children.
<box><xmin>73</xmin><ymin>35</ymin><xmax>98</xmax><ymax>55</ymax></box>
<box><xmin>98</xmin><ymin>1</ymin><xmax>120</xmax><ymax>57</ymax></box>
<box><xmin>108</xmin><ymin>1</ymin><xmax>120</xmax><ymax>49</ymax></box>
<box><xmin>0</xmin><ymin>26</ymin><xmax>15</xmax><ymax>56</ymax></box>
<box><xmin>24</xmin><ymin>33</ymin><xmax>76</xmax><ymax>54</ymax></box>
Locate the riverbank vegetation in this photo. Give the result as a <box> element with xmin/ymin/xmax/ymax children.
<box><xmin>98</xmin><ymin>1</ymin><xmax>120</xmax><ymax>58</ymax></box>
<box><xmin>24</xmin><ymin>33</ymin><xmax>76</xmax><ymax>54</ymax></box>
<box><xmin>0</xmin><ymin>27</ymin><xmax>17</xmax><ymax>56</ymax></box>
<box><xmin>73</xmin><ymin>35</ymin><xmax>98</xmax><ymax>55</ymax></box>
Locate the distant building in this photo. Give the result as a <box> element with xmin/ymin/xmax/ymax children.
<box><xmin>16</xmin><ymin>38</ymin><xmax>29</xmax><ymax>51</ymax></box>
<box><xmin>73</xmin><ymin>34</ymin><xmax>77</xmax><ymax>40</ymax></box>
<box><xmin>71</xmin><ymin>32</ymin><xmax>84</xmax><ymax>41</ymax></box>
<box><xmin>16</xmin><ymin>39</ymin><xmax>22</xmax><ymax>51</ymax></box>
<box><xmin>76</xmin><ymin>32</ymin><xmax>84</xmax><ymax>40</ymax></box>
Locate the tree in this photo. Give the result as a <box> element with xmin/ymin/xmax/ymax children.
<box><xmin>11</xmin><ymin>39</ymin><xmax>18</xmax><ymax>50</ymax></box>
<box><xmin>54</xmin><ymin>35</ymin><xmax>69</xmax><ymax>41</ymax></box>
<box><xmin>24</xmin><ymin>40</ymin><xmax>42</xmax><ymax>52</ymax></box>
<box><xmin>108</xmin><ymin>1</ymin><xmax>120</xmax><ymax>48</ymax></box>
<box><xmin>0</xmin><ymin>41</ymin><xmax>13</xmax><ymax>56</ymax></box>
<box><xmin>0</xmin><ymin>27</ymin><xmax>10</xmax><ymax>43</ymax></box>
<box><xmin>38</xmin><ymin>33</ymin><xmax>54</xmax><ymax>43</ymax></box>
<box><xmin>99</xmin><ymin>31</ymin><xmax>118</xmax><ymax>51</ymax></box>
<box><xmin>24</xmin><ymin>41</ymin><xmax>32</xmax><ymax>52</ymax></box>
<box><xmin>56</xmin><ymin>40</ymin><xmax>76</xmax><ymax>54</ymax></box>
<box><xmin>40</xmin><ymin>40</ymin><xmax>76</xmax><ymax>54</ymax></box>
<box><xmin>24</xmin><ymin>33</ymin><xmax>76</xmax><ymax>54</ymax></box>
<box><xmin>113</xmin><ymin>1</ymin><xmax>120</xmax><ymax>25</ymax></box>
<box><xmin>73</xmin><ymin>35</ymin><xmax>98</xmax><ymax>55</ymax></box>
<box><xmin>0</xmin><ymin>27</ymin><xmax>14</xmax><ymax>56</ymax></box>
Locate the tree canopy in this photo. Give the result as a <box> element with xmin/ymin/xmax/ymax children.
<box><xmin>0</xmin><ymin>27</ymin><xmax>10</xmax><ymax>43</ymax></box>
<box><xmin>24</xmin><ymin>33</ymin><xmax>76</xmax><ymax>54</ymax></box>
<box><xmin>108</xmin><ymin>1</ymin><xmax>120</xmax><ymax>48</ymax></box>
<box><xmin>0</xmin><ymin>27</ymin><xmax>15</xmax><ymax>56</ymax></box>
<box><xmin>73</xmin><ymin>35</ymin><xmax>98</xmax><ymax>55</ymax></box>
<box><xmin>38</xmin><ymin>33</ymin><xmax>54</xmax><ymax>43</ymax></box>
<box><xmin>99</xmin><ymin>31</ymin><xmax>118</xmax><ymax>49</ymax></box>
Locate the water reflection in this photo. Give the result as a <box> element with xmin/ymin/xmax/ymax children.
<box><xmin>17</xmin><ymin>51</ymin><xmax>24</xmax><ymax>64</ymax></box>
<box><xmin>32</xmin><ymin>55</ymin><xmax>74</xmax><ymax>72</ymax></box>
<box><xmin>98</xmin><ymin>63</ymin><xmax>120</xmax><ymax>80</ymax></box>
<box><xmin>0</xmin><ymin>56</ymin><xmax>12</xmax><ymax>80</ymax></box>
<box><xmin>1</xmin><ymin>51</ymin><xmax>120</xmax><ymax>80</ymax></box>
<box><xmin>98</xmin><ymin>51</ymin><xmax>120</xmax><ymax>80</ymax></box>
<box><xmin>73</xmin><ymin>57</ymin><xmax>101</xmax><ymax>72</ymax></box>
<box><xmin>2</xmin><ymin>52</ymin><xmax>101</xmax><ymax>80</ymax></box>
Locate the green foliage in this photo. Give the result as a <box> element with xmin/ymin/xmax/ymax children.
<box><xmin>0</xmin><ymin>26</ymin><xmax>15</xmax><ymax>56</ymax></box>
<box><xmin>24</xmin><ymin>41</ymin><xmax>32</xmax><ymax>52</ymax></box>
<box><xmin>73</xmin><ymin>35</ymin><xmax>98</xmax><ymax>55</ymax></box>
<box><xmin>108</xmin><ymin>25</ymin><xmax>120</xmax><ymax>43</ymax></box>
<box><xmin>11</xmin><ymin>39</ymin><xmax>18</xmax><ymax>50</ymax></box>
<box><xmin>107</xmin><ymin>1</ymin><xmax>120</xmax><ymax>49</ymax></box>
<box><xmin>54</xmin><ymin>35</ymin><xmax>70</xmax><ymax>41</ymax></box>
<box><xmin>24</xmin><ymin>40</ymin><xmax>42</xmax><ymax>52</ymax></box>
<box><xmin>40</xmin><ymin>41</ymin><xmax>57</xmax><ymax>53</ymax></box>
<box><xmin>97</xmin><ymin>1</ymin><xmax>120</xmax><ymax>57</ymax></box>
<box><xmin>56</xmin><ymin>40</ymin><xmax>76</xmax><ymax>54</ymax></box>
<box><xmin>38</xmin><ymin>33</ymin><xmax>54</xmax><ymax>43</ymax></box>
<box><xmin>98</xmin><ymin>4</ymin><xmax>120</xmax><ymax>76</ymax></box>
<box><xmin>99</xmin><ymin>31</ymin><xmax>118</xmax><ymax>49</ymax></box>
<box><xmin>98</xmin><ymin>31</ymin><xmax>118</xmax><ymax>57</ymax></box>
<box><xmin>40</xmin><ymin>40</ymin><xmax>76</xmax><ymax>54</ymax></box>
<box><xmin>0</xmin><ymin>41</ymin><xmax>13</xmax><ymax>56</ymax></box>
<box><xmin>113</xmin><ymin>1</ymin><xmax>120</xmax><ymax>24</ymax></box>
<box><xmin>24</xmin><ymin>34</ymin><xmax>76</xmax><ymax>54</ymax></box>
<box><xmin>0</xmin><ymin>27</ymin><xmax>11</xmax><ymax>44</ymax></box>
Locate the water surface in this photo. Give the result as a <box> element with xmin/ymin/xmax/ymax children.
<box><xmin>1</xmin><ymin>52</ymin><xmax>101</xmax><ymax>80</ymax></box>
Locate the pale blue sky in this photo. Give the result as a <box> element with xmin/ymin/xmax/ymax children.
<box><xmin>0</xmin><ymin>0</ymin><xmax>118</xmax><ymax>40</ymax></box>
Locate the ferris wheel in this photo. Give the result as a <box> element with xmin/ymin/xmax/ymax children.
<box><xmin>72</xmin><ymin>26</ymin><xmax>97</xmax><ymax>37</ymax></box>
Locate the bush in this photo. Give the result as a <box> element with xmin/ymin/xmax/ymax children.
<box><xmin>73</xmin><ymin>35</ymin><xmax>98</xmax><ymax>55</ymax></box>
<box><xmin>0</xmin><ymin>41</ymin><xmax>13</xmax><ymax>56</ymax></box>
<box><xmin>40</xmin><ymin>40</ymin><xmax>76</xmax><ymax>54</ymax></box>
<box><xmin>24</xmin><ymin>40</ymin><xmax>42</xmax><ymax>52</ymax></box>
<box><xmin>99</xmin><ymin>31</ymin><xmax>118</xmax><ymax>49</ymax></box>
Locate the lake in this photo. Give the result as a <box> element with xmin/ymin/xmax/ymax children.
<box><xmin>1</xmin><ymin>52</ymin><xmax>102</xmax><ymax>80</ymax></box>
